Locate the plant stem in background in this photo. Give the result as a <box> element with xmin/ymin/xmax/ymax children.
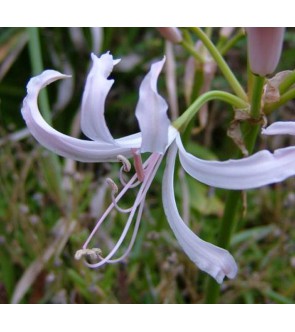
<box><xmin>278</xmin><ymin>70</ymin><xmax>295</xmax><ymax>94</ymax></box>
<box><xmin>265</xmin><ymin>88</ymin><xmax>295</xmax><ymax>114</ymax></box>
<box><xmin>27</xmin><ymin>27</ymin><xmax>52</xmax><ymax>124</ymax></box>
<box><xmin>219</xmin><ymin>29</ymin><xmax>245</xmax><ymax>55</ymax></box>
<box><xmin>205</xmin><ymin>74</ymin><xmax>265</xmax><ymax>303</ymax></box>
<box><xmin>181</xmin><ymin>39</ymin><xmax>204</xmax><ymax>63</ymax></box>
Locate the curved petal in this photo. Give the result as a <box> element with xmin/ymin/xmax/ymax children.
<box><xmin>81</xmin><ymin>52</ymin><xmax>120</xmax><ymax>143</ymax></box>
<box><xmin>115</xmin><ymin>132</ymin><xmax>142</xmax><ymax>148</ymax></box>
<box><xmin>177</xmin><ymin>135</ymin><xmax>295</xmax><ymax>190</ymax></box>
<box><xmin>21</xmin><ymin>70</ymin><xmax>138</xmax><ymax>162</ymax></box>
<box><xmin>162</xmin><ymin>142</ymin><xmax>238</xmax><ymax>284</ymax></box>
<box><xmin>135</xmin><ymin>57</ymin><xmax>170</xmax><ymax>154</ymax></box>
<box><xmin>262</xmin><ymin>121</ymin><xmax>295</xmax><ymax>136</ymax></box>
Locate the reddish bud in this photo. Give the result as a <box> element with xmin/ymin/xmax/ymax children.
<box><xmin>157</xmin><ymin>27</ymin><xmax>182</xmax><ymax>44</ymax></box>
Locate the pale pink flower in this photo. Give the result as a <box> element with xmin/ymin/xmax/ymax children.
<box><xmin>22</xmin><ymin>52</ymin><xmax>295</xmax><ymax>283</ymax></box>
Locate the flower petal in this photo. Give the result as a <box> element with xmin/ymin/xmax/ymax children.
<box><xmin>21</xmin><ymin>70</ymin><xmax>139</xmax><ymax>162</ymax></box>
<box><xmin>262</xmin><ymin>121</ymin><xmax>295</xmax><ymax>136</ymax></box>
<box><xmin>162</xmin><ymin>142</ymin><xmax>238</xmax><ymax>283</ymax></box>
<box><xmin>81</xmin><ymin>52</ymin><xmax>120</xmax><ymax>143</ymax></box>
<box><xmin>135</xmin><ymin>57</ymin><xmax>170</xmax><ymax>154</ymax></box>
<box><xmin>177</xmin><ymin>134</ymin><xmax>295</xmax><ymax>190</ymax></box>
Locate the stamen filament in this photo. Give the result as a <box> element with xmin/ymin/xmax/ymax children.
<box><xmin>84</xmin><ymin>152</ymin><xmax>163</xmax><ymax>268</ymax></box>
<box><xmin>107</xmin><ymin>196</ymin><xmax>146</xmax><ymax>264</ymax></box>
<box><xmin>119</xmin><ymin>166</ymin><xmax>141</xmax><ymax>188</ymax></box>
<box><xmin>82</xmin><ymin>153</ymin><xmax>157</xmax><ymax>250</ymax></box>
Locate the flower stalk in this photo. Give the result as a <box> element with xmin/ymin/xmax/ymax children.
<box><xmin>173</xmin><ymin>90</ymin><xmax>249</xmax><ymax>132</ymax></box>
<box><xmin>189</xmin><ymin>27</ymin><xmax>248</xmax><ymax>101</ymax></box>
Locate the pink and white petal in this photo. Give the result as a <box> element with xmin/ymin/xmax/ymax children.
<box><xmin>262</xmin><ymin>121</ymin><xmax>295</xmax><ymax>136</ymax></box>
<box><xmin>177</xmin><ymin>135</ymin><xmax>295</xmax><ymax>190</ymax></box>
<box><xmin>21</xmin><ymin>70</ymin><xmax>133</xmax><ymax>162</ymax></box>
<box><xmin>162</xmin><ymin>142</ymin><xmax>238</xmax><ymax>284</ymax></box>
<box><xmin>115</xmin><ymin>132</ymin><xmax>142</xmax><ymax>149</ymax></box>
<box><xmin>81</xmin><ymin>52</ymin><xmax>120</xmax><ymax>143</ymax></box>
<box><xmin>135</xmin><ymin>57</ymin><xmax>170</xmax><ymax>154</ymax></box>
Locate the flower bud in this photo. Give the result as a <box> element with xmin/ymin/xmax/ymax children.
<box><xmin>246</xmin><ymin>27</ymin><xmax>285</xmax><ymax>76</ymax></box>
<box><xmin>157</xmin><ymin>27</ymin><xmax>183</xmax><ymax>44</ymax></box>
<box><xmin>220</xmin><ymin>27</ymin><xmax>235</xmax><ymax>39</ymax></box>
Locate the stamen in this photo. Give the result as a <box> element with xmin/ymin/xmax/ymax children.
<box><xmin>106</xmin><ymin>196</ymin><xmax>146</xmax><ymax>264</ymax></box>
<box><xmin>117</xmin><ymin>154</ymin><xmax>131</xmax><ymax>172</ymax></box>
<box><xmin>106</xmin><ymin>177</ymin><xmax>134</xmax><ymax>213</ymax></box>
<box><xmin>131</xmin><ymin>148</ymin><xmax>145</xmax><ymax>182</ymax></box>
<box><xmin>84</xmin><ymin>152</ymin><xmax>163</xmax><ymax>269</ymax></box>
<box><xmin>119</xmin><ymin>167</ymin><xmax>141</xmax><ymax>188</ymax></box>
<box><xmin>106</xmin><ymin>177</ymin><xmax>118</xmax><ymax>194</ymax></box>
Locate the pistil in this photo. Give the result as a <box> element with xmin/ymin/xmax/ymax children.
<box><xmin>131</xmin><ymin>148</ymin><xmax>145</xmax><ymax>182</ymax></box>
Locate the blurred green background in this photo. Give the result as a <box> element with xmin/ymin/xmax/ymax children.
<box><xmin>0</xmin><ymin>27</ymin><xmax>294</xmax><ymax>303</ymax></box>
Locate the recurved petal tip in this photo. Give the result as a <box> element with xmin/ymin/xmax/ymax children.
<box><xmin>262</xmin><ymin>121</ymin><xmax>295</xmax><ymax>136</ymax></box>
<box><xmin>162</xmin><ymin>142</ymin><xmax>238</xmax><ymax>283</ymax></box>
<box><xmin>26</xmin><ymin>70</ymin><xmax>70</xmax><ymax>97</ymax></box>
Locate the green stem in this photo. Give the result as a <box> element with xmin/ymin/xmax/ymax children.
<box><xmin>180</xmin><ymin>39</ymin><xmax>204</xmax><ymax>63</ymax></box>
<box><xmin>173</xmin><ymin>90</ymin><xmax>249</xmax><ymax>132</ymax></box>
<box><xmin>264</xmin><ymin>87</ymin><xmax>295</xmax><ymax>114</ymax></box>
<box><xmin>190</xmin><ymin>27</ymin><xmax>248</xmax><ymax>102</ymax></box>
<box><xmin>243</xmin><ymin>75</ymin><xmax>265</xmax><ymax>151</ymax></box>
<box><xmin>27</xmin><ymin>27</ymin><xmax>51</xmax><ymax>124</ymax></box>
<box><xmin>205</xmin><ymin>190</ymin><xmax>241</xmax><ymax>303</ymax></box>
<box><xmin>219</xmin><ymin>29</ymin><xmax>244</xmax><ymax>55</ymax></box>
<box><xmin>250</xmin><ymin>75</ymin><xmax>265</xmax><ymax>119</ymax></box>
<box><xmin>204</xmin><ymin>74</ymin><xmax>265</xmax><ymax>304</ymax></box>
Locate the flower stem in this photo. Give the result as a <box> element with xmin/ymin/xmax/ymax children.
<box><xmin>173</xmin><ymin>90</ymin><xmax>249</xmax><ymax>132</ymax></box>
<box><xmin>219</xmin><ymin>29</ymin><xmax>245</xmax><ymax>55</ymax></box>
<box><xmin>27</xmin><ymin>27</ymin><xmax>52</xmax><ymax>124</ymax></box>
<box><xmin>190</xmin><ymin>27</ymin><xmax>248</xmax><ymax>102</ymax></box>
<box><xmin>180</xmin><ymin>39</ymin><xmax>204</xmax><ymax>63</ymax></box>
<box><xmin>205</xmin><ymin>190</ymin><xmax>241</xmax><ymax>303</ymax></box>
<box><xmin>250</xmin><ymin>75</ymin><xmax>265</xmax><ymax>119</ymax></box>
<box><xmin>204</xmin><ymin>74</ymin><xmax>265</xmax><ymax>303</ymax></box>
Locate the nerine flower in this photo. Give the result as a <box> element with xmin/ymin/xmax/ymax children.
<box><xmin>22</xmin><ymin>52</ymin><xmax>295</xmax><ymax>283</ymax></box>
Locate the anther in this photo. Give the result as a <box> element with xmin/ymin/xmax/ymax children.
<box><xmin>117</xmin><ymin>155</ymin><xmax>131</xmax><ymax>172</ymax></box>
<box><xmin>106</xmin><ymin>178</ymin><xmax>118</xmax><ymax>194</ymax></box>
<box><xmin>75</xmin><ymin>248</ymin><xmax>103</xmax><ymax>261</ymax></box>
